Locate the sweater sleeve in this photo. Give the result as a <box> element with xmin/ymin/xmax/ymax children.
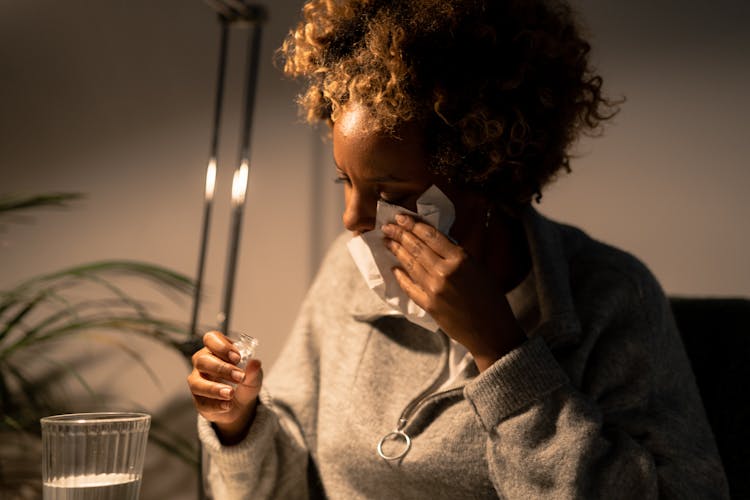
<box><xmin>197</xmin><ymin>307</ymin><xmax>325</xmax><ymax>499</ymax></box>
<box><xmin>197</xmin><ymin>392</ymin><xmax>309</xmax><ymax>500</ymax></box>
<box><xmin>464</xmin><ymin>269</ymin><xmax>729</xmax><ymax>499</ymax></box>
<box><xmin>196</xmin><ymin>235</ymin><xmax>353</xmax><ymax>499</ymax></box>
<box><xmin>196</xmin><ymin>293</ymin><xmax>321</xmax><ymax>500</ymax></box>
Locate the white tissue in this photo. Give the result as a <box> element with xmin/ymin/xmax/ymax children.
<box><xmin>347</xmin><ymin>185</ymin><xmax>455</xmax><ymax>331</ymax></box>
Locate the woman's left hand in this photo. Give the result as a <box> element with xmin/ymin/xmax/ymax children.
<box><xmin>381</xmin><ymin>214</ymin><xmax>526</xmax><ymax>371</ymax></box>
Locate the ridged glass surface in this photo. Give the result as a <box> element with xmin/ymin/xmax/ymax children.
<box><xmin>41</xmin><ymin>413</ymin><xmax>150</xmax><ymax>500</ymax></box>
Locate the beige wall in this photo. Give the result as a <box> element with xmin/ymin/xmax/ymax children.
<box><xmin>549</xmin><ymin>1</ymin><xmax>750</xmax><ymax>298</ymax></box>
<box><xmin>1</xmin><ymin>1</ymin><xmax>748</xmax><ymax>497</ymax></box>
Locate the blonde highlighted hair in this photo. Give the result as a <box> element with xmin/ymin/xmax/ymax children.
<box><xmin>279</xmin><ymin>0</ymin><xmax>619</xmax><ymax>207</ymax></box>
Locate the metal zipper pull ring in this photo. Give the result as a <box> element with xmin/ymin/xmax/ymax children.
<box><xmin>377</xmin><ymin>430</ymin><xmax>411</xmax><ymax>461</ymax></box>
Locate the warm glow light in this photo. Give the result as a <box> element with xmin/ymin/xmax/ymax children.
<box><xmin>231</xmin><ymin>160</ymin><xmax>249</xmax><ymax>206</ymax></box>
<box><xmin>205</xmin><ymin>158</ymin><xmax>217</xmax><ymax>201</ymax></box>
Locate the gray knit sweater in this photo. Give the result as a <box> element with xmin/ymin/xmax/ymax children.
<box><xmin>198</xmin><ymin>208</ymin><xmax>729</xmax><ymax>499</ymax></box>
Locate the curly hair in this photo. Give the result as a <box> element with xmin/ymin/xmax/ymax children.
<box><xmin>279</xmin><ymin>0</ymin><xmax>620</xmax><ymax>207</ymax></box>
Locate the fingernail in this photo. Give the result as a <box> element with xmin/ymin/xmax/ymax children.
<box><xmin>228</xmin><ymin>351</ymin><xmax>241</xmax><ymax>364</ymax></box>
<box><xmin>395</xmin><ymin>214</ymin><xmax>407</xmax><ymax>224</ymax></box>
<box><xmin>219</xmin><ymin>387</ymin><xmax>232</xmax><ymax>399</ymax></box>
<box><xmin>381</xmin><ymin>224</ymin><xmax>392</xmax><ymax>235</ymax></box>
<box><xmin>232</xmin><ymin>370</ymin><xmax>245</xmax><ymax>382</ymax></box>
<box><xmin>221</xmin><ymin>401</ymin><xmax>232</xmax><ymax>411</ymax></box>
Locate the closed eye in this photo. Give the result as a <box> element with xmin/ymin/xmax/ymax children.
<box><xmin>378</xmin><ymin>193</ymin><xmax>408</xmax><ymax>205</ymax></box>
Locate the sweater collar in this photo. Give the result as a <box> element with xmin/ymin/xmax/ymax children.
<box><xmin>521</xmin><ymin>206</ymin><xmax>582</xmax><ymax>349</ymax></box>
<box><xmin>350</xmin><ymin>290</ymin><xmax>404</xmax><ymax>324</ymax></box>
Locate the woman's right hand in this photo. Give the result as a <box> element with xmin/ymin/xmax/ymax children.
<box><xmin>187</xmin><ymin>330</ymin><xmax>263</xmax><ymax>445</ymax></box>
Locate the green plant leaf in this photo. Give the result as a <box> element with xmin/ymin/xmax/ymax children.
<box><xmin>1</xmin><ymin>192</ymin><xmax>202</xmax><ymax>491</ymax></box>
<box><xmin>50</xmin><ymin>260</ymin><xmax>194</xmax><ymax>297</ymax></box>
<box><xmin>3</xmin><ymin>315</ymin><xmax>190</xmax><ymax>361</ymax></box>
<box><xmin>86</xmin><ymin>333</ymin><xmax>164</xmax><ymax>391</ymax></box>
<box><xmin>0</xmin><ymin>192</ymin><xmax>84</xmax><ymax>214</ymax></box>
<box><xmin>0</xmin><ymin>290</ymin><xmax>48</xmax><ymax>340</ymax></box>
<box><xmin>1</xmin><ymin>261</ymin><xmax>195</xmax><ymax>356</ymax></box>
<box><xmin>82</xmin><ymin>273</ymin><xmax>150</xmax><ymax>319</ymax></box>
<box><xmin>15</xmin><ymin>298</ymin><xmax>116</xmax><ymax>345</ymax></box>
<box><xmin>0</xmin><ymin>359</ymin><xmax>83</xmax><ymax>430</ymax></box>
<box><xmin>12</xmin><ymin>260</ymin><xmax>194</xmax><ymax>301</ymax></box>
<box><xmin>147</xmin><ymin>426</ymin><xmax>200</xmax><ymax>466</ymax></box>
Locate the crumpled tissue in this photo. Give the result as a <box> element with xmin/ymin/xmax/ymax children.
<box><xmin>347</xmin><ymin>185</ymin><xmax>455</xmax><ymax>332</ymax></box>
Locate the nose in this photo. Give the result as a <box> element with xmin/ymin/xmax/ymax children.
<box><xmin>342</xmin><ymin>189</ymin><xmax>376</xmax><ymax>235</ymax></box>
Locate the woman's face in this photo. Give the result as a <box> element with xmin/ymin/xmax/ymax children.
<box><xmin>332</xmin><ymin>105</ymin><xmax>435</xmax><ymax>235</ymax></box>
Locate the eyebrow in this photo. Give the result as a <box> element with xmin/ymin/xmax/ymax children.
<box><xmin>369</xmin><ymin>174</ymin><xmax>410</xmax><ymax>183</ymax></box>
<box><xmin>334</xmin><ymin>162</ymin><xmax>411</xmax><ymax>183</ymax></box>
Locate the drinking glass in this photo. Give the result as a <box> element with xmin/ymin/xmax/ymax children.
<box><xmin>40</xmin><ymin>412</ymin><xmax>150</xmax><ymax>500</ymax></box>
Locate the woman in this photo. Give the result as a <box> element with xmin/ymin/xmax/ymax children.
<box><xmin>187</xmin><ymin>0</ymin><xmax>729</xmax><ymax>497</ymax></box>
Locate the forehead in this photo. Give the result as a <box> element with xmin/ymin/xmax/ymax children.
<box><xmin>334</xmin><ymin>102</ymin><xmax>381</xmax><ymax>138</ymax></box>
<box><xmin>332</xmin><ymin>109</ymin><xmax>431</xmax><ymax>182</ymax></box>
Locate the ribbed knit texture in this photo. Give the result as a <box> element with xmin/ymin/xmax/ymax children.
<box><xmin>197</xmin><ymin>207</ymin><xmax>729</xmax><ymax>499</ymax></box>
<box><xmin>465</xmin><ymin>336</ymin><xmax>568</xmax><ymax>430</ymax></box>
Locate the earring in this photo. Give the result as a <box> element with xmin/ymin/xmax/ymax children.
<box><xmin>485</xmin><ymin>205</ymin><xmax>492</xmax><ymax>229</ymax></box>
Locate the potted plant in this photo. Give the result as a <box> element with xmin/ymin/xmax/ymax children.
<box><xmin>0</xmin><ymin>193</ymin><xmax>200</xmax><ymax>498</ymax></box>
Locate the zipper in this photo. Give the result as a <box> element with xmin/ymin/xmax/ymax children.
<box><xmin>376</xmin><ymin>333</ymin><xmax>468</xmax><ymax>461</ymax></box>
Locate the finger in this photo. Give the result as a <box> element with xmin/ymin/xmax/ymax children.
<box><xmin>187</xmin><ymin>370</ymin><xmax>235</xmax><ymax>401</ymax></box>
<box><xmin>239</xmin><ymin>359</ymin><xmax>263</xmax><ymax>389</ymax></box>
<box><xmin>382</xmin><ymin>223</ymin><xmax>442</xmax><ymax>270</ymax></box>
<box><xmin>396</xmin><ymin>214</ymin><xmax>458</xmax><ymax>258</ymax></box>
<box><xmin>234</xmin><ymin>360</ymin><xmax>263</xmax><ymax>407</ymax></box>
<box><xmin>385</xmin><ymin>237</ymin><xmax>430</xmax><ymax>285</ymax></box>
<box><xmin>193</xmin><ymin>351</ymin><xmax>246</xmax><ymax>384</ymax></box>
<box><xmin>392</xmin><ymin>267</ymin><xmax>431</xmax><ymax>312</ymax></box>
<box><xmin>202</xmin><ymin>330</ymin><xmax>241</xmax><ymax>364</ymax></box>
<box><xmin>192</xmin><ymin>393</ymin><xmax>234</xmax><ymax>414</ymax></box>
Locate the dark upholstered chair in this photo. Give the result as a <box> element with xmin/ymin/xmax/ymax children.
<box><xmin>669</xmin><ymin>297</ymin><xmax>750</xmax><ymax>499</ymax></box>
